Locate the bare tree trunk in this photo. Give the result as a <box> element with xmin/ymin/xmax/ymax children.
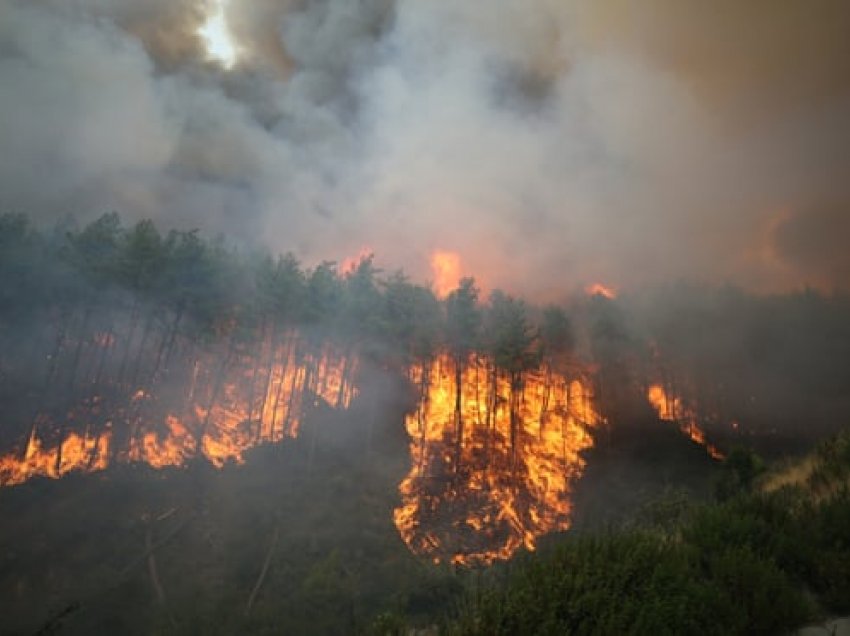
<box><xmin>245</xmin><ymin>524</ymin><xmax>280</xmax><ymax>616</ymax></box>
<box><xmin>281</xmin><ymin>339</ymin><xmax>303</xmax><ymax>439</ymax></box>
<box><xmin>129</xmin><ymin>310</ymin><xmax>157</xmax><ymax>389</ymax></box>
<box><xmin>454</xmin><ymin>354</ymin><xmax>464</xmax><ymax>474</ymax></box>
<box><xmin>91</xmin><ymin>317</ymin><xmax>116</xmax><ymax>389</ymax></box>
<box><xmin>145</xmin><ymin>521</ymin><xmax>166</xmax><ymax>606</ymax></box>
<box><xmin>256</xmin><ymin>321</ymin><xmax>280</xmax><ymax>442</ymax></box>
<box><xmin>64</xmin><ymin>305</ymin><xmax>94</xmax><ymax>397</ymax></box>
<box><xmin>269</xmin><ymin>335</ymin><xmax>293</xmax><ymax>442</ymax></box>
<box><xmin>473</xmin><ymin>358</ymin><xmax>484</xmax><ymax>430</ymax></box>
<box><xmin>198</xmin><ymin>332</ymin><xmax>237</xmax><ymax>448</ymax></box>
<box><xmin>55</xmin><ymin>305</ymin><xmax>95</xmax><ymax>472</ymax></box>
<box><xmin>147</xmin><ymin>303</ymin><xmax>184</xmax><ymax>388</ymax></box>
<box><xmin>24</xmin><ymin>315</ymin><xmax>69</xmax><ymax>455</ymax></box>
<box><xmin>416</xmin><ymin>360</ymin><xmax>430</xmax><ymax>476</ymax></box>
<box><xmin>484</xmin><ymin>361</ymin><xmax>498</xmax><ymax>484</ymax></box>
<box><xmin>336</xmin><ymin>345</ymin><xmax>353</xmax><ymax>408</ymax></box>
<box><xmin>245</xmin><ymin>316</ymin><xmax>268</xmax><ymax>439</ymax></box>
<box><xmin>539</xmin><ymin>364</ymin><xmax>552</xmax><ymax>437</ymax></box>
<box><xmin>509</xmin><ymin>371</ymin><xmax>522</xmax><ymax>471</ymax></box>
<box><xmin>117</xmin><ymin>299</ymin><xmax>141</xmax><ymax>387</ymax></box>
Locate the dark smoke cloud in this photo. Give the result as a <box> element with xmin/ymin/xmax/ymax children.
<box><xmin>1</xmin><ymin>0</ymin><xmax>848</xmax><ymax>296</ymax></box>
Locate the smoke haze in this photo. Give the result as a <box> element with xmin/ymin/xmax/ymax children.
<box><xmin>1</xmin><ymin>0</ymin><xmax>848</xmax><ymax>296</ymax></box>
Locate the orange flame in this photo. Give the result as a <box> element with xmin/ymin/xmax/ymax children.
<box><xmin>430</xmin><ymin>250</ymin><xmax>462</xmax><ymax>298</ymax></box>
<box><xmin>647</xmin><ymin>384</ymin><xmax>724</xmax><ymax>460</ymax></box>
<box><xmin>0</xmin><ymin>430</ymin><xmax>111</xmax><ymax>486</ymax></box>
<box><xmin>0</xmin><ymin>338</ymin><xmax>358</xmax><ymax>485</ymax></box>
<box><xmin>341</xmin><ymin>247</ymin><xmax>374</xmax><ymax>275</ymax></box>
<box><xmin>394</xmin><ymin>353</ymin><xmax>600</xmax><ymax>566</ymax></box>
<box><xmin>585</xmin><ymin>283</ymin><xmax>617</xmax><ymax>299</ymax></box>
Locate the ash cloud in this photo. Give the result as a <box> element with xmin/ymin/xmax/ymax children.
<box><xmin>1</xmin><ymin>0</ymin><xmax>848</xmax><ymax>295</ymax></box>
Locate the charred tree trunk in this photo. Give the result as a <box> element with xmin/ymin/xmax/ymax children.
<box><xmin>336</xmin><ymin>345</ymin><xmax>354</xmax><ymax>409</ymax></box>
<box><xmin>281</xmin><ymin>339</ymin><xmax>303</xmax><ymax>440</ymax></box>
<box><xmin>539</xmin><ymin>364</ymin><xmax>552</xmax><ymax>437</ymax></box>
<box><xmin>129</xmin><ymin>310</ymin><xmax>157</xmax><ymax>389</ymax></box>
<box><xmin>245</xmin><ymin>523</ymin><xmax>280</xmax><ymax>616</ymax></box>
<box><xmin>25</xmin><ymin>314</ymin><xmax>70</xmax><ymax>454</ymax></box>
<box><xmin>147</xmin><ymin>302</ymin><xmax>185</xmax><ymax>389</ymax></box>
<box><xmin>416</xmin><ymin>359</ymin><xmax>430</xmax><ymax>476</ymax></box>
<box><xmin>145</xmin><ymin>520</ymin><xmax>166</xmax><ymax>606</ymax></box>
<box><xmin>245</xmin><ymin>316</ymin><xmax>268</xmax><ymax>439</ymax></box>
<box><xmin>117</xmin><ymin>299</ymin><xmax>141</xmax><ymax>387</ymax></box>
<box><xmin>509</xmin><ymin>372</ymin><xmax>518</xmax><ymax>469</ymax></box>
<box><xmin>255</xmin><ymin>321</ymin><xmax>280</xmax><ymax>442</ymax></box>
<box><xmin>54</xmin><ymin>305</ymin><xmax>95</xmax><ymax>472</ymax></box>
<box><xmin>64</xmin><ymin>305</ymin><xmax>94</xmax><ymax>398</ymax></box>
<box><xmin>454</xmin><ymin>353</ymin><xmax>464</xmax><ymax>475</ymax></box>
<box><xmin>269</xmin><ymin>332</ymin><xmax>296</xmax><ymax>442</ymax></box>
<box><xmin>91</xmin><ymin>317</ymin><xmax>116</xmax><ymax>389</ymax></box>
<box><xmin>198</xmin><ymin>332</ymin><xmax>237</xmax><ymax>450</ymax></box>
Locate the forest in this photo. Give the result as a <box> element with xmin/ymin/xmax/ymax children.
<box><xmin>1</xmin><ymin>212</ymin><xmax>849</xmax><ymax>634</ymax></box>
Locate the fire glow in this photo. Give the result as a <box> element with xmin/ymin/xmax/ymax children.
<box><xmin>585</xmin><ymin>283</ymin><xmax>617</xmax><ymax>299</ymax></box>
<box><xmin>394</xmin><ymin>352</ymin><xmax>601</xmax><ymax>566</ymax></box>
<box><xmin>430</xmin><ymin>250</ymin><xmax>462</xmax><ymax>298</ymax></box>
<box><xmin>0</xmin><ymin>340</ymin><xmax>357</xmax><ymax>486</ymax></box>
<box><xmin>341</xmin><ymin>247</ymin><xmax>375</xmax><ymax>275</ymax></box>
<box><xmin>0</xmin><ymin>340</ymin><xmax>603</xmax><ymax>568</ymax></box>
<box><xmin>647</xmin><ymin>384</ymin><xmax>724</xmax><ymax>460</ymax></box>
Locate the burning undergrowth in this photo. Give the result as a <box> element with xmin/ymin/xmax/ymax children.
<box><xmin>5</xmin><ymin>214</ymin><xmax>850</xmax><ymax>572</ymax></box>
<box><xmin>395</xmin><ymin>352</ymin><xmax>600</xmax><ymax>565</ymax></box>
<box><xmin>0</xmin><ymin>335</ymin><xmax>357</xmax><ymax>485</ymax></box>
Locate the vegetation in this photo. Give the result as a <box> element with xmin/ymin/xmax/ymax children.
<box><xmin>0</xmin><ymin>213</ymin><xmax>587</xmax><ymax>449</ymax></box>
<box><xmin>2</xmin><ymin>212</ymin><xmax>850</xmax><ymax>634</ymax></box>
<box><xmin>442</xmin><ymin>430</ymin><xmax>850</xmax><ymax>636</ymax></box>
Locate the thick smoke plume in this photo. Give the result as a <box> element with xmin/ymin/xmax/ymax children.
<box><xmin>1</xmin><ymin>0</ymin><xmax>848</xmax><ymax>296</ymax></box>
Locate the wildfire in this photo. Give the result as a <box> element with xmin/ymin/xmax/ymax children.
<box><xmin>341</xmin><ymin>247</ymin><xmax>374</xmax><ymax>276</ymax></box>
<box><xmin>0</xmin><ymin>430</ymin><xmax>111</xmax><ymax>486</ymax></box>
<box><xmin>585</xmin><ymin>283</ymin><xmax>617</xmax><ymax>299</ymax></box>
<box><xmin>394</xmin><ymin>352</ymin><xmax>601</xmax><ymax>566</ymax></box>
<box><xmin>647</xmin><ymin>384</ymin><xmax>724</xmax><ymax>460</ymax></box>
<box><xmin>0</xmin><ymin>340</ymin><xmax>358</xmax><ymax>486</ymax></box>
<box><xmin>430</xmin><ymin>251</ymin><xmax>462</xmax><ymax>298</ymax></box>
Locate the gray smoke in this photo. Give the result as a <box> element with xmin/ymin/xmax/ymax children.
<box><xmin>1</xmin><ymin>0</ymin><xmax>848</xmax><ymax>297</ymax></box>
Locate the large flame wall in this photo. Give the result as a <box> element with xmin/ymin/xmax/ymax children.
<box><xmin>0</xmin><ymin>342</ymin><xmax>606</xmax><ymax>569</ymax></box>
<box><xmin>394</xmin><ymin>353</ymin><xmax>601</xmax><ymax>566</ymax></box>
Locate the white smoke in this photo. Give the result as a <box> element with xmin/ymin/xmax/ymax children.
<box><xmin>1</xmin><ymin>0</ymin><xmax>848</xmax><ymax>295</ymax></box>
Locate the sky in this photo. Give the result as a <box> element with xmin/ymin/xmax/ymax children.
<box><xmin>1</xmin><ymin>0</ymin><xmax>848</xmax><ymax>297</ymax></box>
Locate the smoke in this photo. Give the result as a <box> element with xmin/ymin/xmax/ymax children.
<box><xmin>1</xmin><ymin>0</ymin><xmax>848</xmax><ymax>296</ymax></box>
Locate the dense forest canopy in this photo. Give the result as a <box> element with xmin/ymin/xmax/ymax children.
<box><xmin>3</xmin><ymin>211</ymin><xmax>850</xmax><ymax>458</ymax></box>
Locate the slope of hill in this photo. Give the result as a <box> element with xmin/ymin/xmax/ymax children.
<box><xmin>439</xmin><ymin>429</ymin><xmax>850</xmax><ymax>636</ymax></box>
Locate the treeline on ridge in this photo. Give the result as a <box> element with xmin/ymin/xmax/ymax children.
<box><xmin>0</xmin><ymin>212</ymin><xmax>581</xmax><ymax>458</ymax></box>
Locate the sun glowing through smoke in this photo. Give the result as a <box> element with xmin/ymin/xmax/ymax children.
<box><xmin>198</xmin><ymin>0</ymin><xmax>239</xmax><ymax>69</ymax></box>
<box><xmin>430</xmin><ymin>250</ymin><xmax>462</xmax><ymax>298</ymax></box>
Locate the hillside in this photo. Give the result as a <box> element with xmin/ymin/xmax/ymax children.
<box><xmin>438</xmin><ymin>430</ymin><xmax>850</xmax><ymax>635</ymax></box>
